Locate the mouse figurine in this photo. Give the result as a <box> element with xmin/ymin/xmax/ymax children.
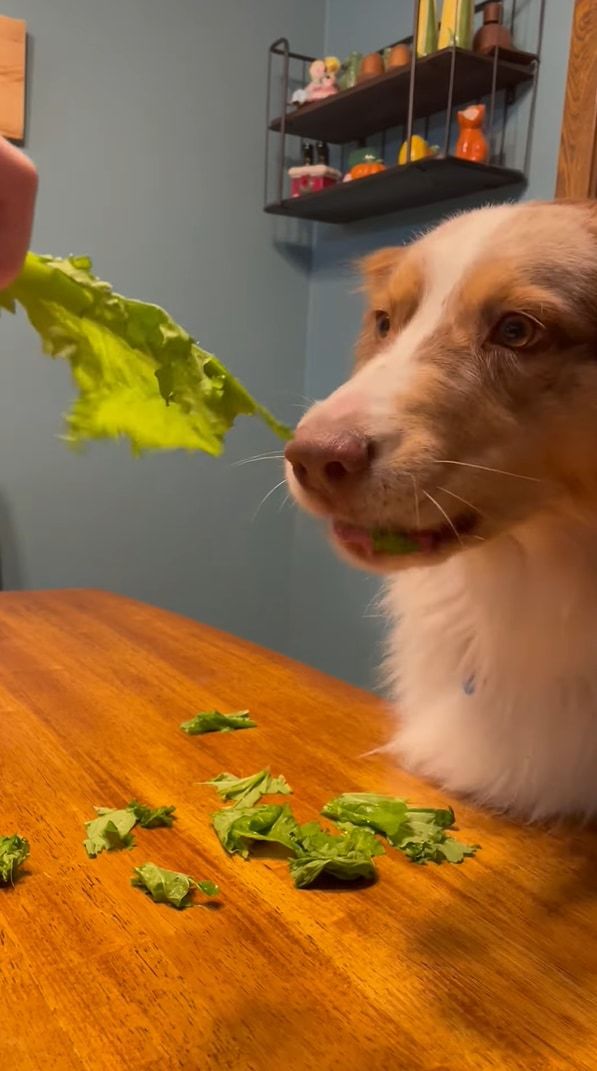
<box><xmin>455</xmin><ymin>104</ymin><xmax>489</xmax><ymax>164</ymax></box>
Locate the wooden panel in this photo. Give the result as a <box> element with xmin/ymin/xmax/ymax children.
<box><xmin>556</xmin><ymin>0</ymin><xmax>597</xmax><ymax>199</ymax></box>
<box><xmin>0</xmin><ymin>15</ymin><xmax>26</xmax><ymax>142</ymax></box>
<box><xmin>0</xmin><ymin>588</ymin><xmax>597</xmax><ymax>1069</ymax></box>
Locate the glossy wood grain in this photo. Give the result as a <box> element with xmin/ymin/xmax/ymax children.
<box><xmin>1</xmin><ymin>589</ymin><xmax>597</xmax><ymax>1070</ymax></box>
<box><xmin>556</xmin><ymin>0</ymin><xmax>597</xmax><ymax>199</ymax></box>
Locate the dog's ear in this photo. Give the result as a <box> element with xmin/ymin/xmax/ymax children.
<box><xmin>357</xmin><ymin>247</ymin><xmax>403</xmax><ymax>295</ymax></box>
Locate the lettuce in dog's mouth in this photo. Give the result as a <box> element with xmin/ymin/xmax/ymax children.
<box><xmin>332</xmin><ymin>514</ymin><xmax>478</xmax><ymax>558</ymax></box>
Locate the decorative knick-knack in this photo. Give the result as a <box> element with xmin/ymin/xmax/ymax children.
<box><xmin>455</xmin><ymin>104</ymin><xmax>489</xmax><ymax>164</ymax></box>
<box><xmin>386</xmin><ymin>43</ymin><xmax>412</xmax><ymax>70</ymax></box>
<box><xmin>338</xmin><ymin>51</ymin><xmax>362</xmax><ymax>90</ymax></box>
<box><xmin>398</xmin><ymin>135</ymin><xmax>435</xmax><ymax>165</ymax></box>
<box><xmin>473</xmin><ymin>2</ymin><xmax>513</xmax><ymax>54</ymax></box>
<box><xmin>357</xmin><ymin>52</ymin><xmax>385</xmax><ymax>82</ymax></box>
<box><xmin>416</xmin><ymin>0</ymin><xmax>438</xmax><ymax>57</ymax></box>
<box><xmin>344</xmin><ymin>148</ymin><xmax>386</xmax><ymax>181</ymax></box>
<box><xmin>291</xmin><ymin>57</ymin><xmax>340</xmax><ymax>105</ymax></box>
<box><xmin>439</xmin><ymin>0</ymin><xmax>474</xmax><ymax>50</ymax></box>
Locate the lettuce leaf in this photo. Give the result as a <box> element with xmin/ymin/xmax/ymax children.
<box><xmin>212</xmin><ymin>803</ymin><xmax>383</xmax><ymax>887</ymax></box>
<box><xmin>180</xmin><ymin>710</ymin><xmax>256</xmax><ymax>735</ymax></box>
<box><xmin>83</xmin><ymin>806</ymin><xmax>138</xmax><ymax>857</ymax></box>
<box><xmin>322</xmin><ymin>793</ymin><xmax>478</xmax><ymax>865</ymax></box>
<box><xmin>212</xmin><ymin>803</ymin><xmax>298</xmax><ymax>858</ymax></box>
<box><xmin>0</xmin><ymin>834</ymin><xmax>30</xmax><ymax>883</ymax></box>
<box><xmin>84</xmin><ymin>799</ymin><xmax>176</xmax><ymax>855</ymax></box>
<box><xmin>289</xmin><ymin>822</ymin><xmax>384</xmax><ymax>888</ymax></box>
<box><xmin>131</xmin><ymin>862</ymin><xmax>219</xmax><ymax>909</ymax></box>
<box><xmin>202</xmin><ymin>769</ymin><xmax>292</xmax><ymax>808</ymax></box>
<box><xmin>0</xmin><ymin>252</ymin><xmax>291</xmax><ymax>455</ymax></box>
<box><xmin>127</xmin><ymin>800</ymin><xmax>176</xmax><ymax>828</ymax></box>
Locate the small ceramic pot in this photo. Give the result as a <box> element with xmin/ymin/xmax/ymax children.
<box><xmin>386</xmin><ymin>43</ymin><xmax>412</xmax><ymax>70</ymax></box>
<box><xmin>358</xmin><ymin>52</ymin><xmax>384</xmax><ymax>82</ymax></box>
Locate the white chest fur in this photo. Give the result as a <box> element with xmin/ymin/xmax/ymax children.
<box><xmin>384</xmin><ymin>519</ymin><xmax>597</xmax><ymax>818</ymax></box>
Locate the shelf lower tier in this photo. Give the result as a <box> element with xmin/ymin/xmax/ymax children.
<box><xmin>264</xmin><ymin>157</ymin><xmax>526</xmax><ymax>224</ymax></box>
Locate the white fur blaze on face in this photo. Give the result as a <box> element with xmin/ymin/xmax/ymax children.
<box><xmin>299</xmin><ymin>204</ymin><xmax>522</xmax><ymax>440</ymax></box>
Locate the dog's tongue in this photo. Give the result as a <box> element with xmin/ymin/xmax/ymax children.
<box><xmin>333</xmin><ymin>522</ymin><xmax>375</xmax><ymax>554</ymax></box>
<box><xmin>333</xmin><ymin>522</ymin><xmax>434</xmax><ymax>556</ymax></box>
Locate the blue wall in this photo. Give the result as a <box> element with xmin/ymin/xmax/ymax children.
<box><xmin>0</xmin><ymin>1</ymin><xmax>578</xmax><ymax>688</ymax></box>
<box><xmin>0</xmin><ymin>0</ymin><xmax>324</xmax><ymax>653</ymax></box>
<box><xmin>288</xmin><ymin>0</ymin><xmax>576</xmax><ymax>687</ymax></box>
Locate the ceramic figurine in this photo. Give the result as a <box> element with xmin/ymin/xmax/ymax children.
<box><xmin>473</xmin><ymin>2</ymin><xmax>514</xmax><ymax>54</ymax></box>
<box><xmin>291</xmin><ymin>57</ymin><xmax>340</xmax><ymax>105</ymax></box>
<box><xmin>455</xmin><ymin>104</ymin><xmax>489</xmax><ymax>164</ymax></box>
<box><xmin>439</xmin><ymin>0</ymin><xmax>474</xmax><ymax>50</ymax></box>
<box><xmin>357</xmin><ymin>52</ymin><xmax>385</xmax><ymax>82</ymax></box>
<box><xmin>288</xmin><ymin>163</ymin><xmax>341</xmax><ymax>197</ymax></box>
<box><xmin>386</xmin><ymin>43</ymin><xmax>412</xmax><ymax>70</ymax></box>
<box><xmin>416</xmin><ymin>0</ymin><xmax>438</xmax><ymax>57</ymax></box>
<box><xmin>344</xmin><ymin>148</ymin><xmax>386</xmax><ymax>181</ymax></box>
<box><xmin>397</xmin><ymin>135</ymin><xmax>438</xmax><ymax>164</ymax></box>
<box><xmin>337</xmin><ymin>51</ymin><xmax>362</xmax><ymax>90</ymax></box>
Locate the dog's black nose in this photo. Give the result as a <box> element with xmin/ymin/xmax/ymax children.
<box><xmin>285</xmin><ymin>431</ymin><xmax>372</xmax><ymax>494</ymax></box>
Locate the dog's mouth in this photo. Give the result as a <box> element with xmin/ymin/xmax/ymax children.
<box><xmin>331</xmin><ymin>512</ymin><xmax>479</xmax><ymax>563</ymax></box>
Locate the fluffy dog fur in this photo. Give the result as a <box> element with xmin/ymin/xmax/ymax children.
<box><xmin>285</xmin><ymin>200</ymin><xmax>597</xmax><ymax>820</ymax></box>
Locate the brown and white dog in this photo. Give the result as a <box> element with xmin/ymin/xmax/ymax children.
<box><xmin>285</xmin><ymin>200</ymin><xmax>597</xmax><ymax>820</ymax></box>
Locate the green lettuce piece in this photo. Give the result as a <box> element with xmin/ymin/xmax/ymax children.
<box><xmin>372</xmin><ymin>530</ymin><xmax>419</xmax><ymax>555</ymax></box>
<box><xmin>289</xmin><ymin>822</ymin><xmax>384</xmax><ymax>889</ymax></box>
<box><xmin>322</xmin><ymin>793</ymin><xmax>478</xmax><ymax>865</ymax></box>
<box><xmin>0</xmin><ymin>252</ymin><xmax>291</xmax><ymax>455</ymax></box>
<box><xmin>180</xmin><ymin>710</ymin><xmax>256</xmax><ymax>735</ymax></box>
<box><xmin>203</xmin><ymin>769</ymin><xmax>292</xmax><ymax>808</ymax></box>
<box><xmin>213</xmin><ymin>803</ymin><xmax>299</xmax><ymax>858</ymax></box>
<box><xmin>84</xmin><ymin>807</ymin><xmax>138</xmax><ymax>857</ymax></box>
<box><xmin>0</xmin><ymin>834</ymin><xmax>30</xmax><ymax>883</ymax></box>
<box><xmin>127</xmin><ymin>800</ymin><xmax>176</xmax><ymax>828</ymax></box>
<box><xmin>212</xmin><ymin>803</ymin><xmax>383</xmax><ymax>887</ymax></box>
<box><xmin>131</xmin><ymin>862</ymin><xmax>219</xmax><ymax>909</ymax></box>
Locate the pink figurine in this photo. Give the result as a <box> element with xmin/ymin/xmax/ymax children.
<box><xmin>293</xmin><ymin>58</ymin><xmax>339</xmax><ymax>104</ymax></box>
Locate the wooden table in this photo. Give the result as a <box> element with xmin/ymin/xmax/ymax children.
<box><xmin>1</xmin><ymin>590</ymin><xmax>596</xmax><ymax>1071</ymax></box>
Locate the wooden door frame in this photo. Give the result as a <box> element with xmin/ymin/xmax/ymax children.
<box><xmin>556</xmin><ymin>0</ymin><xmax>597</xmax><ymax>199</ymax></box>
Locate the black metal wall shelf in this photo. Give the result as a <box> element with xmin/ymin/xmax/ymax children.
<box><xmin>265</xmin><ymin>156</ymin><xmax>525</xmax><ymax>224</ymax></box>
<box><xmin>270</xmin><ymin>48</ymin><xmax>536</xmax><ymax>145</ymax></box>
<box><xmin>264</xmin><ymin>0</ymin><xmax>545</xmax><ymax>225</ymax></box>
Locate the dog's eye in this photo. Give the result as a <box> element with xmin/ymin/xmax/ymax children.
<box><xmin>491</xmin><ymin>313</ymin><xmax>541</xmax><ymax>350</ymax></box>
<box><xmin>375</xmin><ymin>311</ymin><xmax>391</xmax><ymax>339</ymax></box>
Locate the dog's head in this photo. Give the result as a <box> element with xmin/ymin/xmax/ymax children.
<box><xmin>285</xmin><ymin>201</ymin><xmax>597</xmax><ymax>572</ymax></box>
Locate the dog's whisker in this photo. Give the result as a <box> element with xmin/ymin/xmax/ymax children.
<box><xmin>432</xmin><ymin>459</ymin><xmax>543</xmax><ymax>484</ymax></box>
<box><xmin>251</xmin><ymin>478</ymin><xmax>287</xmax><ymax>522</ymax></box>
<box><xmin>277</xmin><ymin>493</ymin><xmax>291</xmax><ymax>513</ymax></box>
<box><xmin>422</xmin><ymin>489</ymin><xmax>463</xmax><ymax>547</ymax></box>
<box><xmin>436</xmin><ymin>485</ymin><xmax>486</xmax><ymax>518</ymax></box>
<box><xmin>407</xmin><ymin>472</ymin><xmax>421</xmax><ymax>530</ymax></box>
<box><xmin>233</xmin><ymin>453</ymin><xmax>285</xmax><ymax>467</ymax></box>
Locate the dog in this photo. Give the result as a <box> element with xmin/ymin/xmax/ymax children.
<box><xmin>285</xmin><ymin>200</ymin><xmax>597</xmax><ymax>821</ymax></box>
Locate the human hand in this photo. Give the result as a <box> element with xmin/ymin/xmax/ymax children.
<box><xmin>0</xmin><ymin>136</ymin><xmax>37</xmax><ymax>290</ymax></box>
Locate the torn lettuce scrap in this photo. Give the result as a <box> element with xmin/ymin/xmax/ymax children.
<box><xmin>132</xmin><ymin>862</ymin><xmax>219</xmax><ymax>909</ymax></box>
<box><xmin>322</xmin><ymin>793</ymin><xmax>478</xmax><ymax>864</ymax></box>
<box><xmin>0</xmin><ymin>834</ymin><xmax>30</xmax><ymax>884</ymax></box>
<box><xmin>180</xmin><ymin>710</ymin><xmax>256</xmax><ymax>735</ymax></box>
<box><xmin>202</xmin><ymin>769</ymin><xmax>292</xmax><ymax>808</ymax></box>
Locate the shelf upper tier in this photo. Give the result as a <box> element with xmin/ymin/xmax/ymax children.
<box><xmin>270</xmin><ymin>47</ymin><xmax>536</xmax><ymax>144</ymax></box>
